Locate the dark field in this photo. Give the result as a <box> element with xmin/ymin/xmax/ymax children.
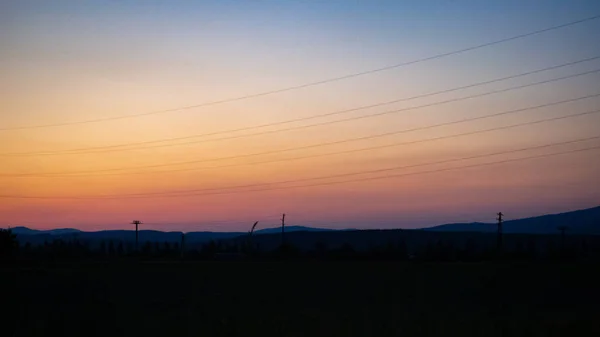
<box><xmin>3</xmin><ymin>261</ymin><xmax>600</xmax><ymax>337</ymax></box>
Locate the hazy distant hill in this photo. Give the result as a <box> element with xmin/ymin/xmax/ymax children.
<box><xmin>10</xmin><ymin>226</ymin><xmax>81</xmax><ymax>236</ymax></box>
<box><xmin>424</xmin><ymin>206</ymin><xmax>600</xmax><ymax>235</ymax></box>
<box><xmin>9</xmin><ymin>206</ymin><xmax>600</xmax><ymax>248</ymax></box>
<box><xmin>9</xmin><ymin>225</ymin><xmax>338</xmax><ymax>246</ymax></box>
<box><xmin>10</xmin><ymin>225</ymin><xmax>336</xmax><ymax>239</ymax></box>
<box><xmin>254</xmin><ymin>225</ymin><xmax>336</xmax><ymax>234</ymax></box>
<box><xmin>12</xmin><ymin>229</ymin><xmax>244</xmax><ymax>246</ymax></box>
<box><xmin>422</xmin><ymin>222</ymin><xmax>492</xmax><ymax>233</ymax></box>
<box><xmin>242</xmin><ymin>206</ymin><xmax>600</xmax><ymax>253</ymax></box>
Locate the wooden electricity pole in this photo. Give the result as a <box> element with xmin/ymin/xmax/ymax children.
<box><xmin>496</xmin><ymin>212</ymin><xmax>503</xmax><ymax>253</ymax></box>
<box><xmin>132</xmin><ymin>220</ymin><xmax>142</xmax><ymax>252</ymax></box>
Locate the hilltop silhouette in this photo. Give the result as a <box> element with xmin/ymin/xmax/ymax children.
<box><xmin>254</xmin><ymin>225</ymin><xmax>338</xmax><ymax>234</ymax></box>
<box><xmin>10</xmin><ymin>227</ymin><xmax>81</xmax><ymax>236</ymax></box>
<box><xmin>10</xmin><ymin>206</ymin><xmax>600</xmax><ymax>250</ymax></box>
<box><xmin>424</xmin><ymin>206</ymin><xmax>600</xmax><ymax>234</ymax></box>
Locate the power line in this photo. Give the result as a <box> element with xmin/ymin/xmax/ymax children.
<box><xmin>63</xmin><ymin>107</ymin><xmax>600</xmax><ymax>178</ymax></box>
<box><xmin>181</xmin><ymin>145</ymin><xmax>600</xmax><ymax>198</ymax></box>
<box><xmin>7</xmin><ymin>55</ymin><xmax>599</xmax><ymax>157</ymax></box>
<box><xmin>2</xmin><ymin>137</ymin><xmax>598</xmax><ymax>199</ymax></box>
<box><xmin>53</xmin><ymin>136</ymin><xmax>600</xmax><ymax>197</ymax></box>
<box><xmin>143</xmin><ymin>214</ymin><xmax>281</xmax><ymax>226</ymax></box>
<box><xmin>6</xmin><ymin>95</ymin><xmax>599</xmax><ymax>177</ymax></box>
<box><xmin>9</xmin><ymin>61</ymin><xmax>600</xmax><ymax>157</ymax></box>
<box><xmin>2</xmin><ymin>14</ymin><xmax>599</xmax><ymax>132</ymax></box>
<box><xmin>9</xmin><ymin>104</ymin><xmax>600</xmax><ymax>178</ymax></box>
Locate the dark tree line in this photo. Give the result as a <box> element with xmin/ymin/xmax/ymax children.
<box><xmin>0</xmin><ymin>229</ymin><xmax>18</xmax><ymax>259</ymax></box>
<box><xmin>4</xmin><ymin>231</ymin><xmax>600</xmax><ymax>263</ymax></box>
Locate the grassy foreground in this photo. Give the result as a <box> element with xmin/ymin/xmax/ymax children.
<box><xmin>2</xmin><ymin>261</ymin><xmax>599</xmax><ymax>336</ymax></box>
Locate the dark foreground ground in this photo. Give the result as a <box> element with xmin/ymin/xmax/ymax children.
<box><xmin>2</xmin><ymin>261</ymin><xmax>599</xmax><ymax>337</ymax></box>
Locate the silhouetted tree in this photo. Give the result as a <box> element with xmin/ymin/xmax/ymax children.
<box><xmin>526</xmin><ymin>238</ymin><xmax>537</xmax><ymax>259</ymax></box>
<box><xmin>443</xmin><ymin>241</ymin><xmax>457</xmax><ymax>261</ymax></box>
<box><xmin>217</xmin><ymin>240</ymin><xmax>228</xmax><ymax>253</ymax></box>
<box><xmin>514</xmin><ymin>240</ymin><xmax>525</xmax><ymax>259</ymax></box>
<box><xmin>556</xmin><ymin>226</ymin><xmax>571</xmax><ymax>259</ymax></box>
<box><xmin>126</xmin><ymin>242</ymin><xmax>134</xmax><ymax>255</ymax></box>
<box><xmin>461</xmin><ymin>238</ymin><xmax>478</xmax><ymax>261</ymax></box>
<box><xmin>142</xmin><ymin>241</ymin><xmax>152</xmax><ymax>256</ymax></box>
<box><xmin>580</xmin><ymin>239</ymin><xmax>589</xmax><ymax>258</ymax></box>
<box><xmin>99</xmin><ymin>241</ymin><xmax>107</xmax><ymax>256</ymax></box>
<box><xmin>240</xmin><ymin>240</ymin><xmax>256</xmax><ymax>255</ymax></box>
<box><xmin>383</xmin><ymin>240</ymin><xmax>396</xmax><ymax>260</ymax></box>
<box><xmin>544</xmin><ymin>240</ymin><xmax>560</xmax><ymax>259</ymax></box>
<box><xmin>334</xmin><ymin>242</ymin><xmax>355</xmax><ymax>260</ymax></box>
<box><xmin>0</xmin><ymin>228</ymin><xmax>18</xmax><ymax>258</ymax></box>
<box><xmin>108</xmin><ymin>240</ymin><xmax>116</xmax><ymax>257</ymax></box>
<box><xmin>154</xmin><ymin>242</ymin><xmax>161</xmax><ymax>256</ymax></box>
<box><xmin>422</xmin><ymin>242</ymin><xmax>435</xmax><ymax>261</ymax></box>
<box><xmin>396</xmin><ymin>240</ymin><xmax>409</xmax><ymax>260</ymax></box>
<box><xmin>225</xmin><ymin>242</ymin><xmax>240</xmax><ymax>253</ymax></box>
<box><xmin>201</xmin><ymin>240</ymin><xmax>218</xmax><ymax>259</ymax></box>
<box><xmin>433</xmin><ymin>240</ymin><xmax>445</xmax><ymax>260</ymax></box>
<box><xmin>117</xmin><ymin>241</ymin><xmax>124</xmax><ymax>256</ymax></box>
<box><xmin>314</xmin><ymin>241</ymin><xmax>329</xmax><ymax>258</ymax></box>
<box><xmin>274</xmin><ymin>242</ymin><xmax>300</xmax><ymax>259</ymax></box>
<box><xmin>22</xmin><ymin>242</ymin><xmax>32</xmax><ymax>257</ymax></box>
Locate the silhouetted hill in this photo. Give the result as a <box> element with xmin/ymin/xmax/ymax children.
<box><xmin>424</xmin><ymin>206</ymin><xmax>600</xmax><ymax>235</ymax></box>
<box><xmin>10</xmin><ymin>206</ymin><xmax>600</xmax><ymax>249</ymax></box>
<box><xmin>254</xmin><ymin>225</ymin><xmax>336</xmax><ymax>234</ymax></box>
<box><xmin>12</xmin><ymin>229</ymin><xmax>244</xmax><ymax>247</ymax></box>
<box><xmin>423</xmin><ymin>222</ymin><xmax>492</xmax><ymax>232</ymax></box>
<box><xmin>9</xmin><ymin>226</ymin><xmax>340</xmax><ymax>247</ymax></box>
<box><xmin>502</xmin><ymin>206</ymin><xmax>600</xmax><ymax>234</ymax></box>
<box><xmin>10</xmin><ymin>226</ymin><xmax>81</xmax><ymax>236</ymax></box>
<box><xmin>10</xmin><ymin>225</ymin><xmax>339</xmax><ymax>243</ymax></box>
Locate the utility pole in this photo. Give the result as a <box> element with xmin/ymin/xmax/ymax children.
<box><xmin>132</xmin><ymin>220</ymin><xmax>142</xmax><ymax>252</ymax></box>
<box><xmin>496</xmin><ymin>212</ymin><xmax>503</xmax><ymax>253</ymax></box>
<box><xmin>281</xmin><ymin>213</ymin><xmax>286</xmax><ymax>247</ymax></box>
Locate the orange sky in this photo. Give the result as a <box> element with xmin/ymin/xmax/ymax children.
<box><xmin>1</xmin><ymin>1</ymin><xmax>599</xmax><ymax>231</ymax></box>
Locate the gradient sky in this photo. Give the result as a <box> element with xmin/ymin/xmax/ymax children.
<box><xmin>1</xmin><ymin>0</ymin><xmax>600</xmax><ymax>231</ymax></box>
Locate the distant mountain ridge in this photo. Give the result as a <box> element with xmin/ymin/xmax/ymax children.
<box><xmin>8</xmin><ymin>206</ymin><xmax>600</xmax><ymax>244</ymax></box>
<box><xmin>424</xmin><ymin>206</ymin><xmax>600</xmax><ymax>235</ymax></box>
<box><xmin>10</xmin><ymin>225</ymin><xmax>334</xmax><ymax>236</ymax></box>
<box><xmin>10</xmin><ymin>227</ymin><xmax>81</xmax><ymax>236</ymax></box>
<box><xmin>8</xmin><ymin>224</ymin><xmax>341</xmax><ymax>246</ymax></box>
<box><xmin>254</xmin><ymin>225</ymin><xmax>336</xmax><ymax>234</ymax></box>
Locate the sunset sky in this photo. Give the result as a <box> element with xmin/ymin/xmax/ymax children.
<box><xmin>1</xmin><ymin>0</ymin><xmax>600</xmax><ymax>231</ymax></box>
